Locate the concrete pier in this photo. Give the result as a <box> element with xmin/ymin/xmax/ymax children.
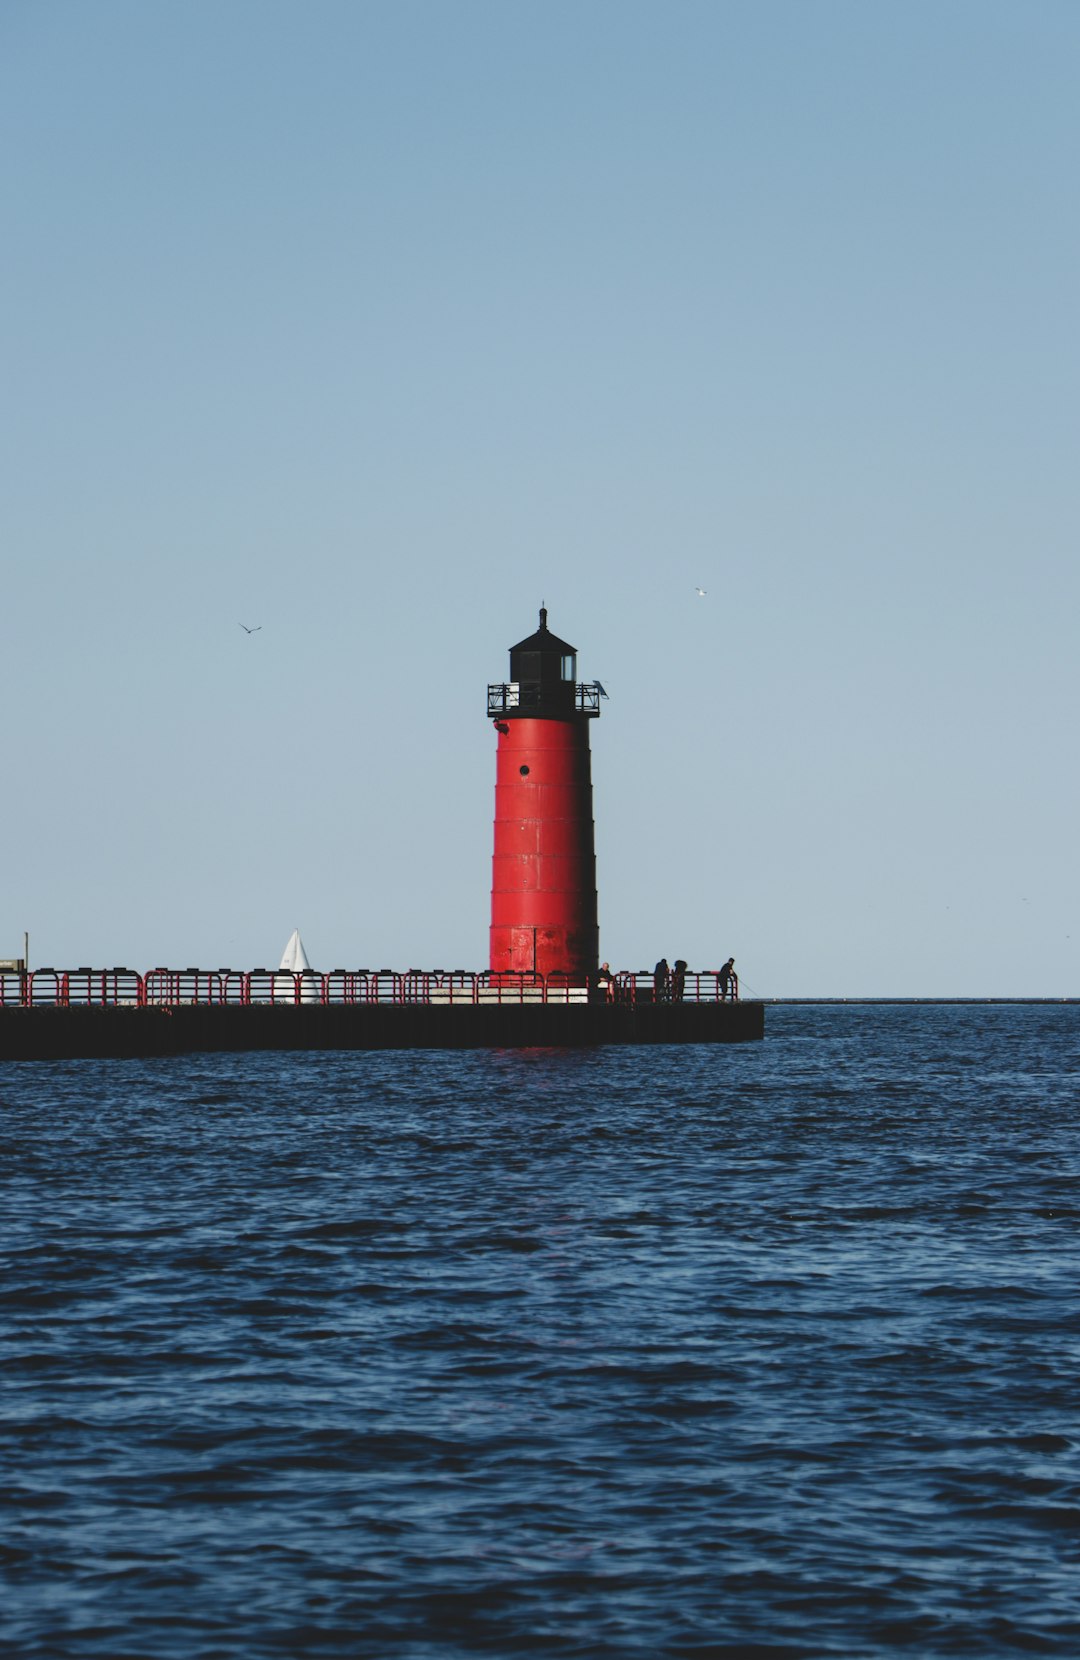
<box><xmin>0</xmin><ymin>998</ymin><xmax>764</xmax><ymax>1061</ymax></box>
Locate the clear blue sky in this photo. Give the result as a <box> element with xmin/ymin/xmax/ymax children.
<box><xmin>2</xmin><ymin>0</ymin><xmax>1076</xmax><ymax>995</ymax></box>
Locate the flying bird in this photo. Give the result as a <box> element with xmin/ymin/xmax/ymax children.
<box><xmin>593</xmin><ymin>680</ymin><xmax>609</xmax><ymax>698</ymax></box>
<box><xmin>694</xmin><ymin>587</ymin><xmax>707</xmax><ymax>598</ymax></box>
<box><xmin>239</xmin><ymin>623</ymin><xmax>262</xmax><ymax>634</ymax></box>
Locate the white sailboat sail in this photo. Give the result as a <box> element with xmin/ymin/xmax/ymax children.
<box><xmin>279</xmin><ymin>929</ymin><xmax>312</xmax><ymax>973</ymax></box>
<box><xmin>276</xmin><ymin>929</ymin><xmax>319</xmax><ymax>1003</ymax></box>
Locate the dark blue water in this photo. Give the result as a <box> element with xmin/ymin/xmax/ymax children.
<box><xmin>3</xmin><ymin>1004</ymin><xmax>1079</xmax><ymax>1658</ymax></box>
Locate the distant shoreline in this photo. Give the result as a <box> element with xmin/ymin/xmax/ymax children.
<box><xmin>766</xmin><ymin>998</ymin><xmax>1078</xmax><ymax>1006</ymax></box>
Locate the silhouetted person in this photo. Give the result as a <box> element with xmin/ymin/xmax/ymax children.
<box><xmin>719</xmin><ymin>957</ymin><xmax>735</xmax><ymax>999</ymax></box>
<box><xmin>593</xmin><ymin>961</ymin><xmax>614</xmax><ymax>1003</ymax></box>
<box><xmin>653</xmin><ymin>958</ymin><xmax>669</xmax><ymax>1003</ymax></box>
<box><xmin>671</xmin><ymin>959</ymin><xmax>687</xmax><ymax>1002</ymax></box>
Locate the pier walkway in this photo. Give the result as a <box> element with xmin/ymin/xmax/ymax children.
<box><xmin>0</xmin><ymin>966</ymin><xmax>739</xmax><ymax>1010</ymax></box>
<box><xmin>0</xmin><ymin>968</ymin><xmax>760</xmax><ymax>1060</ymax></box>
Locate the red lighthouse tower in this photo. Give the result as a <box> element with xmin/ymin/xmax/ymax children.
<box><xmin>488</xmin><ymin>609</ymin><xmax>601</xmax><ymax>981</ymax></box>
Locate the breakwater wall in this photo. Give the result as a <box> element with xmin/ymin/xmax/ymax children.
<box><xmin>0</xmin><ymin>999</ymin><xmax>764</xmax><ymax>1061</ymax></box>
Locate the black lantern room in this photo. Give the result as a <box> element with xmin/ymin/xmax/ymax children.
<box><xmin>487</xmin><ymin>607</ymin><xmax>600</xmax><ymax>720</ymax></box>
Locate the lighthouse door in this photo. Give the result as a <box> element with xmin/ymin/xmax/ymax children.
<box><xmin>510</xmin><ymin>927</ymin><xmax>539</xmax><ymax>975</ymax></box>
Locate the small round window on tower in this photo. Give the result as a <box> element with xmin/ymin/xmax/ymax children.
<box><xmin>519</xmin><ymin>765</ymin><xmax>530</xmax><ymax>776</ymax></box>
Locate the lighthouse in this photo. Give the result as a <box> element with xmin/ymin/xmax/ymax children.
<box><xmin>487</xmin><ymin>608</ymin><xmax>601</xmax><ymax>981</ymax></box>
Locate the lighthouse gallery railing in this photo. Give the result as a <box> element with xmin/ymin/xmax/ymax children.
<box><xmin>0</xmin><ymin>968</ymin><xmax>739</xmax><ymax>1009</ymax></box>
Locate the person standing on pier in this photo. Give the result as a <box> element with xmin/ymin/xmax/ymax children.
<box><xmin>719</xmin><ymin>957</ymin><xmax>735</xmax><ymax>999</ymax></box>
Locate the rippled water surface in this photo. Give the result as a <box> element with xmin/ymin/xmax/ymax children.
<box><xmin>3</xmin><ymin>1004</ymin><xmax>1080</xmax><ymax>1658</ymax></box>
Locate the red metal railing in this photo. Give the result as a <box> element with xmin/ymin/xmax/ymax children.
<box><xmin>0</xmin><ymin>967</ymin><xmax>739</xmax><ymax>1010</ymax></box>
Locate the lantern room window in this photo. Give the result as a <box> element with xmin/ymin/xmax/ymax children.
<box><xmin>561</xmin><ymin>654</ymin><xmax>575</xmax><ymax>681</ymax></box>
